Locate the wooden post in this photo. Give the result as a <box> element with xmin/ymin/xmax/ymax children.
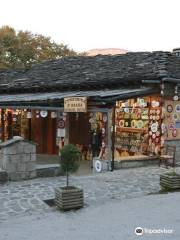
<box><xmin>28</xmin><ymin>117</ymin><xmax>32</xmax><ymax>141</ymax></box>
<box><xmin>111</xmin><ymin>103</ymin><xmax>116</xmax><ymax>171</ymax></box>
<box><xmin>1</xmin><ymin>109</ymin><xmax>5</xmax><ymax>142</ymax></box>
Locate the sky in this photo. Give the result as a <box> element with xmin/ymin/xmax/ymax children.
<box><xmin>1</xmin><ymin>0</ymin><xmax>180</xmax><ymax>53</ymax></box>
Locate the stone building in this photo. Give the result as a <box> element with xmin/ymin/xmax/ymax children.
<box><xmin>0</xmin><ymin>51</ymin><xmax>180</xmax><ymax>170</ymax></box>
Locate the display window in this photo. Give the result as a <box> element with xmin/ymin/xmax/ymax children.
<box><xmin>0</xmin><ymin>109</ymin><xmax>29</xmax><ymax>141</ymax></box>
<box><xmin>114</xmin><ymin>96</ymin><xmax>162</xmax><ymax>159</ymax></box>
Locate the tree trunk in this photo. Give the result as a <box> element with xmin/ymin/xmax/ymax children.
<box><xmin>66</xmin><ymin>168</ymin><xmax>69</xmax><ymax>187</ymax></box>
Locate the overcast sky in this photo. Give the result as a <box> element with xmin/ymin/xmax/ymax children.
<box><xmin>1</xmin><ymin>0</ymin><xmax>180</xmax><ymax>53</ymax></box>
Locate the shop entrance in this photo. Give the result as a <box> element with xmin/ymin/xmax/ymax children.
<box><xmin>68</xmin><ymin>111</ymin><xmax>109</xmax><ymax>162</ymax></box>
<box><xmin>69</xmin><ymin>113</ymin><xmax>90</xmax><ymax>157</ymax></box>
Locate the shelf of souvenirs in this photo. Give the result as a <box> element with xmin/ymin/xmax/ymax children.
<box><xmin>114</xmin><ymin>146</ymin><xmax>142</xmax><ymax>153</ymax></box>
<box><xmin>116</xmin><ymin>127</ymin><xmax>148</xmax><ymax>133</ymax></box>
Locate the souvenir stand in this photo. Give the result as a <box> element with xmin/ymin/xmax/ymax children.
<box><xmin>114</xmin><ymin>96</ymin><xmax>162</xmax><ymax>160</ymax></box>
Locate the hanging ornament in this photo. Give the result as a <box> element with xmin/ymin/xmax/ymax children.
<box><xmin>27</xmin><ymin>112</ymin><xmax>32</xmax><ymax>119</ymax></box>
<box><xmin>173</xmin><ymin>85</ymin><xmax>179</xmax><ymax>101</ymax></box>
<box><xmin>40</xmin><ymin>110</ymin><xmax>48</xmax><ymax>118</ymax></box>
<box><xmin>103</xmin><ymin>114</ymin><xmax>108</xmax><ymax>123</ymax></box>
<box><xmin>160</xmin><ymin>83</ymin><xmax>164</xmax><ymax>96</ymax></box>
<box><xmin>51</xmin><ymin>112</ymin><xmax>57</xmax><ymax>119</ymax></box>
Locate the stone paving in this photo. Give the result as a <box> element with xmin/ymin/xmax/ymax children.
<box><xmin>0</xmin><ymin>166</ymin><xmax>177</xmax><ymax>222</ymax></box>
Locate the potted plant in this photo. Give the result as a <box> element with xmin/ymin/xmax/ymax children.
<box><xmin>160</xmin><ymin>169</ymin><xmax>180</xmax><ymax>191</ymax></box>
<box><xmin>55</xmin><ymin>144</ymin><xmax>84</xmax><ymax>211</ymax></box>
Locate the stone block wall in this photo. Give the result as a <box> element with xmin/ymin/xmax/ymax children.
<box><xmin>0</xmin><ymin>137</ymin><xmax>37</xmax><ymax>181</ymax></box>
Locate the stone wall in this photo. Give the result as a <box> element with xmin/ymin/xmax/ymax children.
<box><xmin>0</xmin><ymin>137</ymin><xmax>37</xmax><ymax>181</ymax></box>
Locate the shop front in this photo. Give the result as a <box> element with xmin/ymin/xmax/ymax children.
<box><xmin>1</xmin><ymin>51</ymin><xmax>180</xmax><ymax>170</ymax></box>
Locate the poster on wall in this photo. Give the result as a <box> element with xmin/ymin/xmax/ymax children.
<box><xmin>163</xmin><ymin>100</ymin><xmax>180</xmax><ymax>140</ymax></box>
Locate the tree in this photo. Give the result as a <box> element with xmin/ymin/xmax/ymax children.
<box><xmin>60</xmin><ymin>144</ymin><xmax>81</xmax><ymax>187</ymax></box>
<box><xmin>0</xmin><ymin>26</ymin><xmax>77</xmax><ymax>69</ymax></box>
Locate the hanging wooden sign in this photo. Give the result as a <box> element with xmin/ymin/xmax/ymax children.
<box><xmin>64</xmin><ymin>97</ymin><xmax>87</xmax><ymax>112</ymax></box>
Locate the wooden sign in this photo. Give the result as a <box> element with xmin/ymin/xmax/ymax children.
<box><xmin>64</xmin><ymin>97</ymin><xmax>87</xmax><ymax>112</ymax></box>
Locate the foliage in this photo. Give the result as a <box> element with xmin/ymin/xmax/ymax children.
<box><xmin>60</xmin><ymin>144</ymin><xmax>81</xmax><ymax>187</ymax></box>
<box><xmin>0</xmin><ymin>25</ymin><xmax>77</xmax><ymax>69</ymax></box>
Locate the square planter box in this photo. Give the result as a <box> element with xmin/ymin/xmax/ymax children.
<box><xmin>160</xmin><ymin>173</ymin><xmax>180</xmax><ymax>190</ymax></box>
<box><xmin>55</xmin><ymin>187</ymin><xmax>84</xmax><ymax>211</ymax></box>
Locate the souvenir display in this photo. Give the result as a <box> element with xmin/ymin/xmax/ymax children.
<box><xmin>115</xmin><ymin>96</ymin><xmax>164</xmax><ymax>157</ymax></box>
<box><xmin>148</xmin><ymin>96</ymin><xmax>162</xmax><ymax>155</ymax></box>
<box><xmin>163</xmin><ymin>100</ymin><xmax>180</xmax><ymax>140</ymax></box>
<box><xmin>115</xmin><ymin>97</ymin><xmax>150</xmax><ymax>157</ymax></box>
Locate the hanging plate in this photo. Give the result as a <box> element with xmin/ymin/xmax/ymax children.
<box><xmin>40</xmin><ymin>111</ymin><xmax>48</xmax><ymax>118</ymax></box>
<box><xmin>131</xmin><ymin>120</ymin><xmax>137</xmax><ymax>128</ymax></box>
<box><xmin>119</xmin><ymin>120</ymin><xmax>124</xmax><ymax>127</ymax></box>
<box><xmin>137</xmin><ymin>120</ymin><xmax>143</xmax><ymax>128</ymax></box>
<box><xmin>175</xmin><ymin>104</ymin><xmax>180</xmax><ymax>112</ymax></box>
<box><xmin>151</xmin><ymin>123</ymin><xmax>158</xmax><ymax>133</ymax></box>
<box><xmin>167</xmin><ymin>104</ymin><xmax>173</xmax><ymax>113</ymax></box>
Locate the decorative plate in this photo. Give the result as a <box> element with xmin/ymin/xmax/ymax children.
<box><xmin>151</xmin><ymin>123</ymin><xmax>158</xmax><ymax>133</ymax></box>
<box><xmin>103</xmin><ymin>114</ymin><xmax>108</xmax><ymax>123</ymax></box>
<box><xmin>173</xmin><ymin>95</ymin><xmax>179</xmax><ymax>101</ymax></box>
<box><xmin>131</xmin><ymin>120</ymin><xmax>137</xmax><ymax>128</ymax></box>
<box><xmin>51</xmin><ymin>112</ymin><xmax>57</xmax><ymax>118</ymax></box>
<box><xmin>27</xmin><ymin>112</ymin><xmax>32</xmax><ymax>119</ymax></box>
<box><xmin>172</xmin><ymin>129</ymin><xmax>177</xmax><ymax>138</ymax></box>
<box><xmin>40</xmin><ymin>111</ymin><xmax>48</xmax><ymax>118</ymax></box>
<box><xmin>124</xmin><ymin>121</ymin><xmax>129</xmax><ymax>127</ymax></box>
<box><xmin>175</xmin><ymin>104</ymin><xmax>180</xmax><ymax>112</ymax></box>
<box><xmin>137</xmin><ymin>120</ymin><xmax>143</xmax><ymax>128</ymax></box>
<box><xmin>173</xmin><ymin>113</ymin><xmax>178</xmax><ymax>121</ymax></box>
<box><xmin>167</xmin><ymin>104</ymin><xmax>173</xmax><ymax>113</ymax></box>
<box><xmin>156</xmin><ymin>131</ymin><xmax>160</xmax><ymax>137</ymax></box>
<box><xmin>124</xmin><ymin>108</ymin><xmax>129</xmax><ymax>113</ymax></box>
<box><xmin>152</xmin><ymin>133</ymin><xmax>156</xmax><ymax>139</ymax></box>
<box><xmin>155</xmin><ymin>137</ymin><xmax>160</xmax><ymax>143</ymax></box>
<box><xmin>156</xmin><ymin>115</ymin><xmax>160</xmax><ymax>120</ymax></box>
<box><xmin>156</xmin><ymin>109</ymin><xmax>161</xmax><ymax>115</ymax></box>
<box><xmin>119</xmin><ymin>120</ymin><xmax>124</xmax><ymax>127</ymax></box>
<box><xmin>142</xmin><ymin>115</ymin><xmax>149</xmax><ymax>120</ymax></box>
<box><xmin>102</xmin><ymin>128</ymin><xmax>105</xmax><ymax>134</ymax></box>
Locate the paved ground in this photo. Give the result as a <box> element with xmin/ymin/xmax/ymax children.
<box><xmin>0</xmin><ymin>191</ymin><xmax>180</xmax><ymax>240</ymax></box>
<box><xmin>0</xmin><ymin>166</ymin><xmax>176</xmax><ymax>223</ymax></box>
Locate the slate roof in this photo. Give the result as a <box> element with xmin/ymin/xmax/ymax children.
<box><xmin>0</xmin><ymin>87</ymin><xmax>158</xmax><ymax>107</ymax></box>
<box><xmin>0</xmin><ymin>51</ymin><xmax>180</xmax><ymax>94</ymax></box>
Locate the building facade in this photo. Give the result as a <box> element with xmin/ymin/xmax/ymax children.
<box><xmin>0</xmin><ymin>51</ymin><xmax>180</xmax><ymax>169</ymax></box>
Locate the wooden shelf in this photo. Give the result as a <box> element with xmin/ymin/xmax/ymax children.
<box><xmin>116</xmin><ymin>127</ymin><xmax>148</xmax><ymax>133</ymax></box>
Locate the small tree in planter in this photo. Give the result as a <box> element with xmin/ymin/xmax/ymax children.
<box><xmin>55</xmin><ymin>144</ymin><xmax>84</xmax><ymax>211</ymax></box>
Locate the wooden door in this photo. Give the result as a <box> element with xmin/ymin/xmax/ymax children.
<box><xmin>69</xmin><ymin>113</ymin><xmax>89</xmax><ymax>146</ymax></box>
